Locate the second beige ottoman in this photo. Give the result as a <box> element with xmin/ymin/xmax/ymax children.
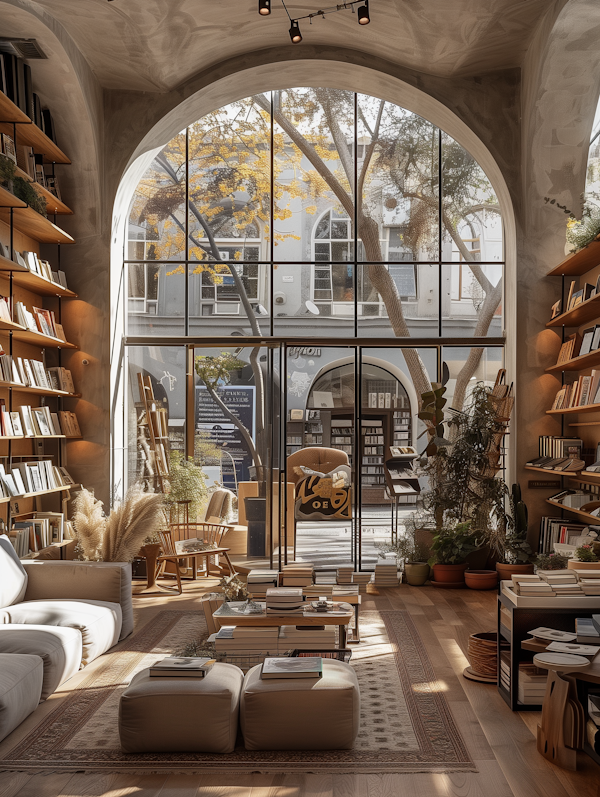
<box><xmin>240</xmin><ymin>658</ymin><xmax>360</xmax><ymax>750</ymax></box>
<box><xmin>119</xmin><ymin>662</ymin><xmax>243</xmax><ymax>753</ymax></box>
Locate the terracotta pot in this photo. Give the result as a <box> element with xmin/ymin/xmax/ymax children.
<box><xmin>404</xmin><ymin>561</ymin><xmax>430</xmax><ymax>586</ymax></box>
<box><xmin>432</xmin><ymin>562</ymin><xmax>469</xmax><ymax>584</ymax></box>
<box><xmin>464</xmin><ymin>569</ymin><xmax>499</xmax><ymax>590</ymax></box>
<box><xmin>496</xmin><ymin>562</ymin><xmax>534</xmax><ymax>582</ymax></box>
<box><xmin>567</xmin><ymin>559</ymin><xmax>600</xmax><ymax>570</ymax></box>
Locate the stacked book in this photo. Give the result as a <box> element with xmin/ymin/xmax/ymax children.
<box><xmin>576</xmin><ymin>616</ymin><xmax>600</xmax><ymax>644</ymax></box>
<box><xmin>336</xmin><ymin>567</ymin><xmax>354</xmax><ymax>585</ymax></box>
<box><xmin>280</xmin><ymin>563</ymin><xmax>314</xmax><ymax>587</ymax></box>
<box><xmin>538</xmin><ymin>570</ymin><xmax>582</xmax><ymax>596</ymax></box>
<box><xmin>580</xmin><ymin>578</ymin><xmax>600</xmax><ymax>596</ymax></box>
<box><xmin>266</xmin><ymin>587</ymin><xmax>306</xmax><ymax>615</ymax></box>
<box><xmin>213</xmin><ymin>625</ymin><xmax>279</xmax><ymax>654</ymax></box>
<box><xmin>500</xmin><ymin>651</ymin><xmax>511</xmax><ymax>692</ymax></box>
<box><xmin>517</xmin><ymin>662</ymin><xmax>548</xmax><ymax>705</ymax></box>
<box><xmin>278</xmin><ymin>625</ymin><xmax>336</xmax><ymax>652</ymax></box>
<box><xmin>514</xmin><ymin>580</ymin><xmax>554</xmax><ymax>596</ymax></box>
<box><xmin>304</xmin><ymin>584</ymin><xmax>334</xmax><ymax>598</ymax></box>
<box><xmin>351</xmin><ymin>572</ymin><xmax>372</xmax><ymax>593</ymax></box>
<box><xmin>149</xmin><ymin>657</ymin><xmax>215</xmax><ymax>678</ymax></box>
<box><xmin>247</xmin><ymin>569</ymin><xmax>279</xmax><ymax>598</ymax></box>
<box><xmin>374</xmin><ymin>558</ymin><xmax>399</xmax><ymax>586</ymax></box>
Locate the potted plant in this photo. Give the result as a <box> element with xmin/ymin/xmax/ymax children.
<box><xmin>535</xmin><ymin>552</ymin><xmax>569</xmax><ymax>571</ymax></box>
<box><xmin>165</xmin><ymin>450</ymin><xmax>209</xmax><ymax>522</ymax></box>
<box><xmin>376</xmin><ymin>522</ymin><xmax>431</xmax><ymax>586</ymax></box>
<box><xmin>429</xmin><ymin>522</ymin><xmax>480</xmax><ymax>586</ymax></box>
<box><xmin>487</xmin><ymin>484</ymin><xmax>536</xmax><ymax>581</ymax></box>
<box><xmin>567</xmin><ymin>544</ymin><xmax>600</xmax><ymax>570</ymax></box>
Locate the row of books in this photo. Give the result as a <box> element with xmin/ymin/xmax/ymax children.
<box><xmin>212</xmin><ymin>625</ymin><xmax>336</xmax><ymax>653</ymax></box>
<box><xmin>510</xmin><ymin>570</ymin><xmax>600</xmax><ymax>597</ymax></box>
<box><xmin>539</xmin><ymin>517</ymin><xmax>592</xmax><ymax>553</ymax></box>
<box><xmin>0</xmin><ymin>460</ymin><xmax>75</xmax><ymax>499</ymax></box>
<box><xmin>551</xmin><ymin>280</ymin><xmax>599</xmax><ymax>320</ymax></box>
<box><xmin>0</xmin><ymin>351</ymin><xmax>75</xmax><ymax>394</ymax></box>
<box><xmin>0</xmin><ymin>245</ymin><xmax>68</xmax><ymax>289</ymax></box>
<box><xmin>13</xmin><ymin>301</ymin><xmax>66</xmax><ymax>341</ymax></box>
<box><xmin>0</xmin><ymin>403</ymin><xmax>80</xmax><ymax>438</ymax></box>
<box><xmin>5</xmin><ymin>512</ymin><xmax>71</xmax><ymax>557</ymax></box>
<box><xmin>526</xmin><ymin>456</ymin><xmax>583</xmax><ymax>472</ymax></box>
<box><xmin>500</xmin><ymin>654</ymin><xmax>547</xmax><ymax>705</ymax></box>
<box><xmin>551</xmin><ymin>371</ymin><xmax>600</xmax><ymax>409</ymax></box>
<box><xmin>538</xmin><ymin>435</ymin><xmax>583</xmax><ymax>459</ymax></box>
<box><xmin>0</xmin><ymin>53</ymin><xmax>58</xmax><ymax>143</ymax></box>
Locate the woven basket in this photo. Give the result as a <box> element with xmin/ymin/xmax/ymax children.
<box><xmin>464</xmin><ymin>631</ymin><xmax>509</xmax><ymax>682</ymax></box>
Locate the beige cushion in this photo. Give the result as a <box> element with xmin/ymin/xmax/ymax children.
<box><xmin>287</xmin><ymin>447</ymin><xmax>350</xmax><ymax>487</ymax></box>
<box><xmin>1</xmin><ymin>600</ymin><xmax>122</xmax><ymax>667</ymax></box>
<box><xmin>241</xmin><ymin>659</ymin><xmax>360</xmax><ymax>750</ymax></box>
<box><xmin>22</xmin><ymin>561</ymin><xmax>134</xmax><ymax>640</ymax></box>
<box><xmin>119</xmin><ymin>663</ymin><xmax>243</xmax><ymax>753</ymax></box>
<box><xmin>0</xmin><ymin>653</ymin><xmax>43</xmax><ymax>742</ymax></box>
<box><xmin>0</xmin><ymin>535</ymin><xmax>28</xmax><ymax>609</ymax></box>
<box><xmin>0</xmin><ymin>625</ymin><xmax>82</xmax><ymax>700</ymax></box>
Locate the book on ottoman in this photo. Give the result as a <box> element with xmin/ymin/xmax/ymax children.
<box><xmin>149</xmin><ymin>657</ymin><xmax>215</xmax><ymax>677</ymax></box>
<box><xmin>261</xmin><ymin>656</ymin><xmax>323</xmax><ymax>679</ymax></box>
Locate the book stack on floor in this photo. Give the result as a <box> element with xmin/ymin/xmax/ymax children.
<box><xmin>149</xmin><ymin>657</ymin><xmax>215</xmax><ymax>678</ymax></box>
<box><xmin>213</xmin><ymin>626</ymin><xmax>279</xmax><ymax>654</ymax></box>
<box><xmin>579</xmin><ymin>577</ymin><xmax>600</xmax><ymax>596</ymax></box>
<box><xmin>266</xmin><ymin>587</ymin><xmax>306</xmax><ymax>615</ymax></box>
<box><xmin>351</xmin><ymin>572</ymin><xmax>372</xmax><ymax>593</ymax></box>
<box><xmin>280</xmin><ymin>563</ymin><xmax>314</xmax><ymax>587</ymax></box>
<box><xmin>304</xmin><ymin>584</ymin><xmax>334</xmax><ymax>598</ymax></box>
<box><xmin>576</xmin><ymin>616</ymin><xmax>600</xmax><ymax>644</ymax></box>
<box><xmin>278</xmin><ymin>625</ymin><xmax>337</xmax><ymax>652</ymax></box>
<box><xmin>517</xmin><ymin>662</ymin><xmax>548</xmax><ymax>705</ymax></box>
<box><xmin>374</xmin><ymin>558</ymin><xmax>399</xmax><ymax>586</ymax></box>
<box><xmin>336</xmin><ymin>567</ymin><xmax>354</xmax><ymax>585</ymax></box>
<box><xmin>247</xmin><ymin>569</ymin><xmax>279</xmax><ymax>599</ymax></box>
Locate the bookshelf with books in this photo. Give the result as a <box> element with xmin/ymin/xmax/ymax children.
<box><xmin>536</xmin><ymin>239</ymin><xmax>600</xmax><ymax>558</ymax></box>
<box><xmin>0</xmin><ymin>79</ymin><xmax>81</xmax><ymax>546</ymax></box>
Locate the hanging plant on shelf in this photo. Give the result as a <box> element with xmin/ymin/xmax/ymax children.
<box><xmin>12</xmin><ymin>177</ymin><xmax>47</xmax><ymax>218</ymax></box>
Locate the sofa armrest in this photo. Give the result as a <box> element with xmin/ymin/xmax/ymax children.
<box><xmin>21</xmin><ymin>561</ymin><xmax>134</xmax><ymax>640</ymax></box>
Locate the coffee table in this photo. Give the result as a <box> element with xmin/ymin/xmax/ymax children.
<box><xmin>212</xmin><ymin>601</ymin><xmax>354</xmax><ymax>648</ymax></box>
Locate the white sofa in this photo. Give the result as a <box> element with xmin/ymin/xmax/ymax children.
<box><xmin>0</xmin><ymin>535</ymin><xmax>134</xmax><ymax>742</ymax></box>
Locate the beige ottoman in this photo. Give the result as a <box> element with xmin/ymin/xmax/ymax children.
<box><xmin>0</xmin><ymin>653</ymin><xmax>43</xmax><ymax>742</ymax></box>
<box><xmin>119</xmin><ymin>662</ymin><xmax>243</xmax><ymax>753</ymax></box>
<box><xmin>240</xmin><ymin>658</ymin><xmax>360</xmax><ymax>750</ymax></box>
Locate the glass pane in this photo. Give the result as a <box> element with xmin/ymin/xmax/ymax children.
<box><xmin>188</xmin><ymin>263</ymin><xmax>271</xmax><ymax>335</ymax></box>
<box><xmin>274</xmin><ymin>88</ymin><xmax>355</xmax><ymax>262</ymax></box>
<box><xmin>127</xmin><ymin>346</ymin><xmax>187</xmax><ymax>491</ymax></box>
<box><xmin>357</xmin><ymin>263</ymin><xmax>439</xmax><ymax>337</ymax></box>
<box><xmin>128</xmin><ymin>131</ymin><xmax>186</xmax><ymax>261</ymax></box>
<box><xmin>356</xmin><ymin>95</ymin><xmax>440</xmax><ymax>264</ymax></box>
<box><xmin>442</xmin><ymin>263</ymin><xmax>503</xmax><ymax>337</ymax></box>
<box><xmin>442</xmin><ymin>346</ymin><xmax>505</xmax><ymax>412</ymax></box>
<box><xmin>127</xmin><ymin>263</ymin><xmax>185</xmax><ymax>336</ymax></box>
<box><xmin>187</xmin><ymin>98</ymin><xmax>270</xmax><ymax>263</ymax></box>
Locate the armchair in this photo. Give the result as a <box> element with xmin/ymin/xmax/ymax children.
<box><xmin>287</xmin><ymin>447</ymin><xmax>352</xmax><ymax>521</ymax></box>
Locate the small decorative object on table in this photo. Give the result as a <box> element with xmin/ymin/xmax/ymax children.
<box><xmin>149</xmin><ymin>656</ymin><xmax>215</xmax><ymax>678</ymax></box>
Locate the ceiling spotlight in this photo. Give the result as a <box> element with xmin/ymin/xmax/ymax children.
<box><xmin>357</xmin><ymin>1</ymin><xmax>370</xmax><ymax>24</ymax></box>
<box><xmin>259</xmin><ymin>0</ymin><xmax>271</xmax><ymax>15</ymax></box>
<box><xmin>289</xmin><ymin>20</ymin><xmax>302</xmax><ymax>43</ymax></box>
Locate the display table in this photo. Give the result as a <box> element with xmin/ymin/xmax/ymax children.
<box><xmin>213</xmin><ymin>601</ymin><xmax>354</xmax><ymax>648</ymax></box>
<box><xmin>497</xmin><ymin>583</ymin><xmax>600</xmax><ymax>711</ymax></box>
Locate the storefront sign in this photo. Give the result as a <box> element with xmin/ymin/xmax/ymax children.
<box><xmin>195</xmin><ymin>386</ymin><xmax>256</xmax><ymax>483</ymax></box>
<box><xmin>289</xmin><ymin>347</ymin><xmax>321</xmax><ymax>358</ymax></box>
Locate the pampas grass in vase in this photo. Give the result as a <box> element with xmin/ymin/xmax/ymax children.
<box><xmin>72</xmin><ymin>488</ymin><xmax>106</xmax><ymax>561</ymax></box>
<box><xmin>103</xmin><ymin>484</ymin><xmax>166</xmax><ymax>563</ymax></box>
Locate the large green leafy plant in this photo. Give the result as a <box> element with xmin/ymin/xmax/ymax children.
<box><xmin>429</xmin><ymin>522</ymin><xmax>480</xmax><ymax>565</ymax></box>
<box><xmin>166</xmin><ymin>450</ymin><xmax>208</xmax><ymax>521</ymax></box>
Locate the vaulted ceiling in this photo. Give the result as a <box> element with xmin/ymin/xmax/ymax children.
<box><xmin>4</xmin><ymin>0</ymin><xmax>562</xmax><ymax>92</ymax></box>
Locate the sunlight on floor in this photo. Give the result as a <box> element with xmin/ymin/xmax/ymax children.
<box><xmin>412</xmin><ymin>680</ymin><xmax>449</xmax><ymax>693</ymax></box>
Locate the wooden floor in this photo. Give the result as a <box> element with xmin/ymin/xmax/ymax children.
<box><xmin>1</xmin><ymin>579</ymin><xmax>600</xmax><ymax>797</ymax></box>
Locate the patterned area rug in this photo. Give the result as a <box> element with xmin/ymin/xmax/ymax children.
<box><xmin>0</xmin><ymin>609</ymin><xmax>475</xmax><ymax>774</ymax></box>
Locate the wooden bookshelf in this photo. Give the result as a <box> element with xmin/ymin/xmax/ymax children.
<box><xmin>0</xmin><ymin>383</ymin><xmax>80</xmax><ymax>398</ymax></box>
<box><xmin>11</xmin><ymin>328</ymin><xmax>77</xmax><ymax>349</ymax></box>
<box><xmin>0</xmin><ymin>207</ymin><xmax>74</xmax><ymax>245</ymax></box>
<box><xmin>525</xmin><ymin>465</ymin><xmax>582</xmax><ymax>476</ymax></box>
<box><xmin>545</xmin><ymin>499</ymin><xmax>600</xmax><ymax>524</ymax></box>
<box><xmin>547</xmin><ymin>293</ymin><xmax>600</xmax><ymax>328</ymax></box>
<box><xmin>13</xmin><ymin>165</ymin><xmax>72</xmax><ymax>215</ymax></box>
<box><xmin>568</xmin><ymin>471</ymin><xmax>600</xmax><ymax>487</ymax></box>
<box><xmin>547</xmin><ymin>403</ymin><xmax>600</xmax><ymax>415</ymax></box>
<box><xmin>0</xmin><ymin>318</ymin><xmax>26</xmax><ymax>333</ymax></box>
<box><xmin>0</xmin><ymin>254</ymin><xmax>76</xmax><ymax>297</ymax></box>
<box><xmin>546</xmin><ymin>348</ymin><xmax>600</xmax><ymax>373</ymax></box>
<box><xmin>0</xmin><ymin>96</ymin><xmax>70</xmax><ymax>165</ymax></box>
<box><xmin>0</xmin><ymin>185</ymin><xmax>26</xmax><ymax>209</ymax></box>
<box><xmin>0</xmin><ymin>92</ymin><xmax>29</xmax><ymax>125</ymax></box>
<box><xmin>547</xmin><ymin>235</ymin><xmax>600</xmax><ymax>277</ymax></box>
<box><xmin>18</xmin><ymin>484</ymin><xmax>78</xmax><ymax>500</ymax></box>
